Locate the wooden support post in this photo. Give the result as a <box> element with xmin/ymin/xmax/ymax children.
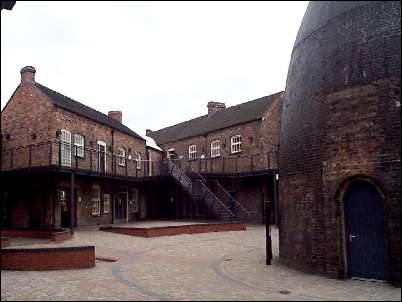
<box><xmin>75</xmin><ymin>145</ymin><xmax>78</xmax><ymax>170</ymax></box>
<box><xmin>273</xmin><ymin>172</ymin><xmax>279</xmax><ymax>227</ymax></box>
<box><xmin>265</xmin><ymin>200</ymin><xmax>272</xmax><ymax>265</ymax></box>
<box><xmin>10</xmin><ymin>148</ymin><xmax>13</xmax><ymax>169</ymax></box>
<box><xmin>222</xmin><ymin>157</ymin><xmax>225</xmax><ymax>173</ymax></box>
<box><xmin>29</xmin><ymin>144</ymin><xmax>32</xmax><ymax>169</ymax></box>
<box><xmin>70</xmin><ymin>173</ymin><xmax>75</xmax><ymax>235</ymax></box>
<box><xmin>49</xmin><ymin>142</ymin><xmax>53</xmax><ymax>166</ymax></box>
<box><xmin>59</xmin><ymin>141</ymin><xmax>62</xmax><ymax>167</ymax></box>
<box><xmin>90</xmin><ymin>150</ymin><xmax>93</xmax><ymax>173</ymax></box>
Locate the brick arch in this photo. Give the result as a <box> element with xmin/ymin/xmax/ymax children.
<box><xmin>334</xmin><ymin>174</ymin><xmax>388</xmax><ymax>279</ymax></box>
<box><xmin>334</xmin><ymin>174</ymin><xmax>386</xmax><ymax>204</ymax></box>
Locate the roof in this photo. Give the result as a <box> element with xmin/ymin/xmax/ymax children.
<box><xmin>143</xmin><ymin>135</ymin><xmax>163</xmax><ymax>152</ymax></box>
<box><xmin>149</xmin><ymin>91</ymin><xmax>283</xmax><ymax>145</ymax></box>
<box><xmin>33</xmin><ymin>83</ymin><xmax>145</xmax><ymax>141</ymax></box>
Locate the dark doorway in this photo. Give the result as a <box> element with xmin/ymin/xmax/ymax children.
<box><xmin>60</xmin><ymin>189</ymin><xmax>77</xmax><ymax>228</ymax></box>
<box><xmin>60</xmin><ymin>189</ymin><xmax>70</xmax><ymax>227</ymax></box>
<box><xmin>114</xmin><ymin>191</ymin><xmax>128</xmax><ymax>222</ymax></box>
<box><xmin>344</xmin><ymin>180</ymin><xmax>388</xmax><ymax>280</ymax></box>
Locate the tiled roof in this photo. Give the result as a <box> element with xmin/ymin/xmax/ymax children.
<box><xmin>149</xmin><ymin>91</ymin><xmax>283</xmax><ymax>145</ymax></box>
<box><xmin>34</xmin><ymin>83</ymin><xmax>145</xmax><ymax>141</ymax></box>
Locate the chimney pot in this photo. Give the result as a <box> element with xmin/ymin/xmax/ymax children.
<box><xmin>207</xmin><ymin>101</ymin><xmax>226</xmax><ymax>115</ymax></box>
<box><xmin>146</xmin><ymin>129</ymin><xmax>153</xmax><ymax>136</ymax></box>
<box><xmin>108</xmin><ymin>111</ymin><xmax>122</xmax><ymax>123</ymax></box>
<box><xmin>20</xmin><ymin>66</ymin><xmax>36</xmax><ymax>84</ymax></box>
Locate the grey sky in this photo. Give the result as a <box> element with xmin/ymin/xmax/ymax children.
<box><xmin>1</xmin><ymin>1</ymin><xmax>308</xmax><ymax>137</ymax></box>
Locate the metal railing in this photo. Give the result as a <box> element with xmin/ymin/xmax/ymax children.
<box><xmin>174</xmin><ymin>159</ymin><xmax>249</xmax><ymax>221</ymax></box>
<box><xmin>1</xmin><ymin>140</ymin><xmax>167</xmax><ymax>178</ymax></box>
<box><xmin>167</xmin><ymin>159</ymin><xmax>237</xmax><ymax>221</ymax></box>
<box><xmin>174</xmin><ymin>150</ymin><xmax>278</xmax><ymax>175</ymax></box>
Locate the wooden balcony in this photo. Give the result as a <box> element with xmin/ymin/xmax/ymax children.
<box><xmin>1</xmin><ymin>141</ymin><xmax>278</xmax><ymax>179</ymax></box>
<box><xmin>172</xmin><ymin>150</ymin><xmax>279</xmax><ymax>177</ymax></box>
<box><xmin>0</xmin><ymin>141</ymin><xmax>168</xmax><ymax>180</ymax></box>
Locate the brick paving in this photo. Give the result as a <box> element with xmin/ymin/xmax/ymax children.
<box><xmin>1</xmin><ymin>223</ymin><xmax>400</xmax><ymax>301</ymax></box>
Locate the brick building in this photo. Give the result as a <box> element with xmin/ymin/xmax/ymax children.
<box><xmin>1</xmin><ymin>66</ymin><xmax>170</xmax><ymax>229</ymax></box>
<box><xmin>148</xmin><ymin>92</ymin><xmax>284</xmax><ymax>223</ymax></box>
<box><xmin>279</xmin><ymin>1</ymin><xmax>400</xmax><ymax>284</ymax></box>
<box><xmin>1</xmin><ymin>66</ymin><xmax>270</xmax><ymax>229</ymax></box>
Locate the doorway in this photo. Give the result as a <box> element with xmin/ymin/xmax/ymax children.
<box><xmin>344</xmin><ymin>180</ymin><xmax>388</xmax><ymax>281</ymax></box>
<box><xmin>114</xmin><ymin>191</ymin><xmax>128</xmax><ymax>222</ymax></box>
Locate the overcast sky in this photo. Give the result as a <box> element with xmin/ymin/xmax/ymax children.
<box><xmin>1</xmin><ymin>1</ymin><xmax>308</xmax><ymax>137</ymax></box>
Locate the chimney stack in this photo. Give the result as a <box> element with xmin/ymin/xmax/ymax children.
<box><xmin>207</xmin><ymin>101</ymin><xmax>226</xmax><ymax>115</ymax></box>
<box><xmin>108</xmin><ymin>111</ymin><xmax>122</xmax><ymax>123</ymax></box>
<box><xmin>146</xmin><ymin>129</ymin><xmax>153</xmax><ymax>136</ymax></box>
<box><xmin>20</xmin><ymin>66</ymin><xmax>36</xmax><ymax>84</ymax></box>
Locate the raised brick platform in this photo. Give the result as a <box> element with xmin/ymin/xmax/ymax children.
<box><xmin>100</xmin><ymin>222</ymin><xmax>246</xmax><ymax>238</ymax></box>
<box><xmin>1</xmin><ymin>229</ymin><xmax>72</xmax><ymax>242</ymax></box>
<box><xmin>1</xmin><ymin>237</ymin><xmax>11</xmax><ymax>249</ymax></box>
<box><xmin>1</xmin><ymin>245</ymin><xmax>95</xmax><ymax>271</ymax></box>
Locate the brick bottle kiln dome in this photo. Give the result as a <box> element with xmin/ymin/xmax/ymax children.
<box><xmin>279</xmin><ymin>1</ymin><xmax>400</xmax><ymax>284</ymax></box>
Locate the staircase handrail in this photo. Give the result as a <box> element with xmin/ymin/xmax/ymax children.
<box><xmin>166</xmin><ymin>159</ymin><xmax>236</xmax><ymax>220</ymax></box>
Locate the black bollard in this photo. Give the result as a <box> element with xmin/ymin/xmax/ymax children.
<box><xmin>265</xmin><ymin>200</ymin><xmax>272</xmax><ymax>265</ymax></box>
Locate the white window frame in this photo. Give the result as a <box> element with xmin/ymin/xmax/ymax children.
<box><xmin>103</xmin><ymin>193</ymin><xmax>110</xmax><ymax>214</ymax></box>
<box><xmin>92</xmin><ymin>184</ymin><xmax>101</xmax><ymax>216</ymax></box>
<box><xmin>136</xmin><ymin>152</ymin><xmax>141</xmax><ymax>170</ymax></box>
<box><xmin>231</xmin><ymin>135</ymin><xmax>242</xmax><ymax>154</ymax></box>
<box><xmin>97</xmin><ymin>141</ymin><xmax>107</xmax><ymax>172</ymax></box>
<box><xmin>118</xmin><ymin>147</ymin><xmax>126</xmax><ymax>166</ymax></box>
<box><xmin>74</xmin><ymin>134</ymin><xmax>85</xmax><ymax>157</ymax></box>
<box><xmin>188</xmin><ymin>145</ymin><xmax>197</xmax><ymax>159</ymax></box>
<box><xmin>60</xmin><ymin>129</ymin><xmax>72</xmax><ymax>167</ymax></box>
<box><xmin>211</xmin><ymin>140</ymin><xmax>220</xmax><ymax>158</ymax></box>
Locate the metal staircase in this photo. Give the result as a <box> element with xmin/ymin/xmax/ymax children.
<box><xmin>166</xmin><ymin>159</ymin><xmax>249</xmax><ymax>221</ymax></box>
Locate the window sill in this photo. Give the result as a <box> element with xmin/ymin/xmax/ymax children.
<box><xmin>118</xmin><ymin>164</ymin><xmax>126</xmax><ymax>167</ymax></box>
<box><xmin>231</xmin><ymin>150</ymin><xmax>242</xmax><ymax>155</ymax></box>
<box><xmin>91</xmin><ymin>213</ymin><xmax>101</xmax><ymax>217</ymax></box>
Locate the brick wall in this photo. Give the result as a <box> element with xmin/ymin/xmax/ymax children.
<box><xmin>279</xmin><ymin>1</ymin><xmax>400</xmax><ymax>284</ymax></box>
<box><xmin>1</xmin><ymin>81</ymin><xmax>147</xmax><ymax>177</ymax></box>
<box><xmin>1</xmin><ymin>83</ymin><xmax>54</xmax><ymax>170</ymax></box>
<box><xmin>1</xmin><ymin>246</ymin><xmax>95</xmax><ymax>270</ymax></box>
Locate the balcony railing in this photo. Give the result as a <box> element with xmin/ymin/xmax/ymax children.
<box><xmin>173</xmin><ymin>150</ymin><xmax>279</xmax><ymax>175</ymax></box>
<box><xmin>1</xmin><ymin>141</ymin><xmax>278</xmax><ymax>176</ymax></box>
<box><xmin>1</xmin><ymin>140</ymin><xmax>167</xmax><ymax>178</ymax></box>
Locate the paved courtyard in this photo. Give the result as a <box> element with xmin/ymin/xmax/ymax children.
<box><xmin>1</xmin><ymin>222</ymin><xmax>400</xmax><ymax>301</ymax></box>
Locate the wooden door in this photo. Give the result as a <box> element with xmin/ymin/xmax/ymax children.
<box><xmin>345</xmin><ymin>181</ymin><xmax>388</xmax><ymax>280</ymax></box>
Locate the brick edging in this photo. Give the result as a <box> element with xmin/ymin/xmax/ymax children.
<box><xmin>1</xmin><ymin>245</ymin><xmax>95</xmax><ymax>271</ymax></box>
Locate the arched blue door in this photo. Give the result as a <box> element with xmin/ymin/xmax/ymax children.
<box><xmin>344</xmin><ymin>180</ymin><xmax>388</xmax><ymax>280</ymax></box>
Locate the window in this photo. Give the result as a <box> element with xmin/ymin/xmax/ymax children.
<box><xmin>97</xmin><ymin>141</ymin><xmax>107</xmax><ymax>173</ymax></box>
<box><xmin>74</xmin><ymin>134</ymin><xmax>85</xmax><ymax>157</ymax></box>
<box><xmin>60</xmin><ymin>129</ymin><xmax>71</xmax><ymax>167</ymax></box>
<box><xmin>211</xmin><ymin>140</ymin><xmax>220</xmax><ymax>157</ymax></box>
<box><xmin>136</xmin><ymin>152</ymin><xmax>141</xmax><ymax>170</ymax></box>
<box><xmin>231</xmin><ymin>135</ymin><xmax>242</xmax><ymax>154</ymax></box>
<box><xmin>103</xmin><ymin>193</ymin><xmax>110</xmax><ymax>214</ymax></box>
<box><xmin>188</xmin><ymin>145</ymin><xmax>197</xmax><ymax>159</ymax></box>
<box><xmin>118</xmin><ymin>148</ymin><xmax>126</xmax><ymax>166</ymax></box>
<box><xmin>92</xmin><ymin>185</ymin><xmax>100</xmax><ymax>215</ymax></box>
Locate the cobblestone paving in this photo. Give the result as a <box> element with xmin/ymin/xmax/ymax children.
<box><xmin>1</xmin><ymin>224</ymin><xmax>400</xmax><ymax>301</ymax></box>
